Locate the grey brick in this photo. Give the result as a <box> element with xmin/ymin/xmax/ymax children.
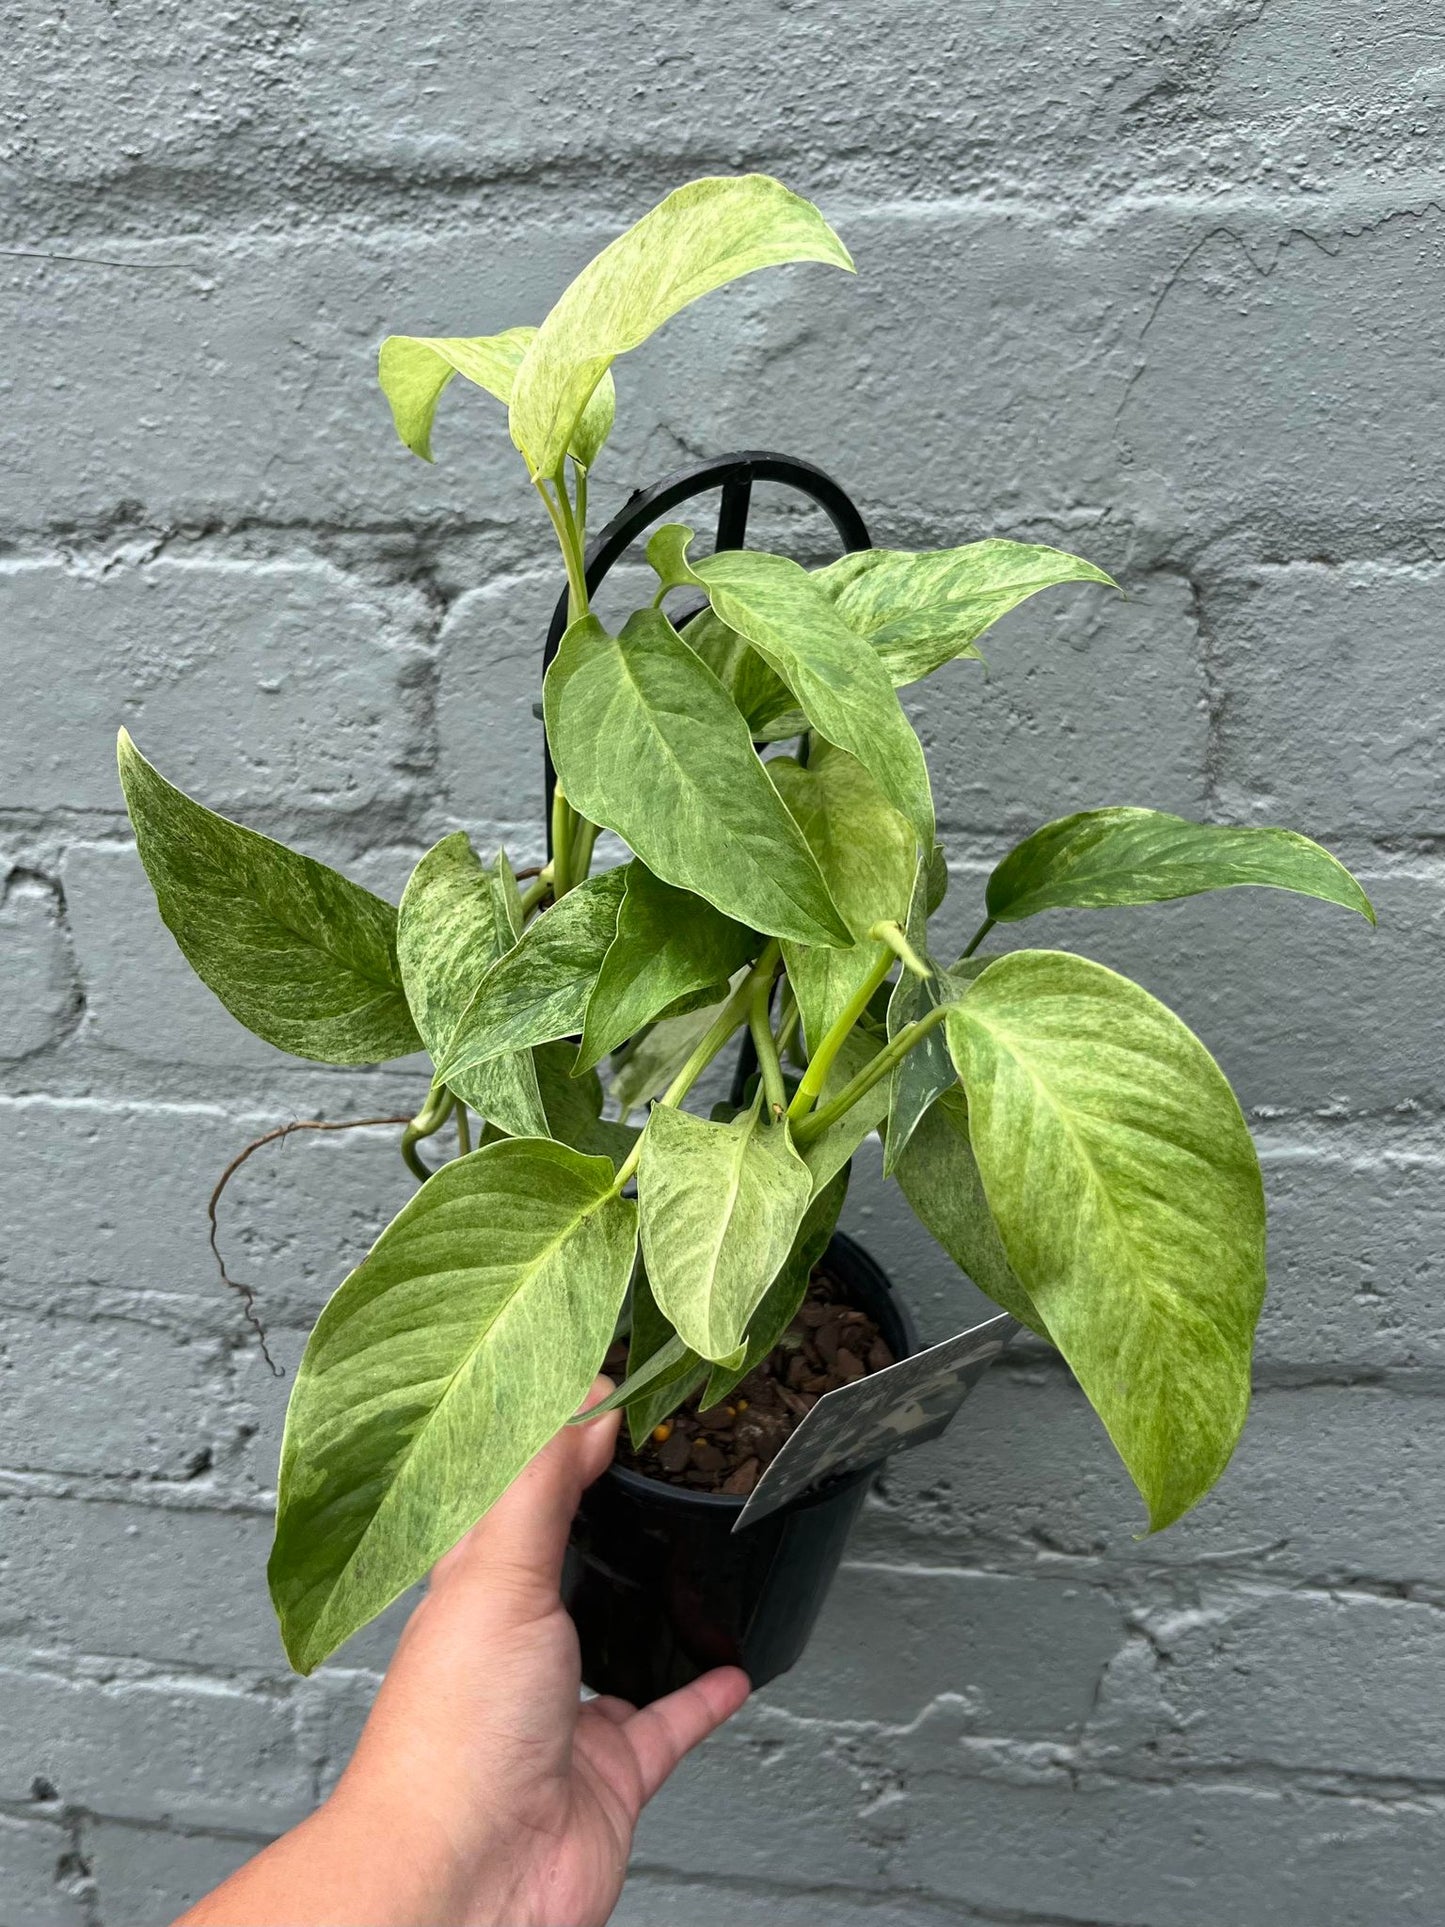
<box><xmin>1116</xmin><ymin>203</ymin><xmax>1445</xmax><ymax>550</ymax></box>
<box><xmin>0</xmin><ymin>1095</ymin><xmax>409</xmax><ymax>1331</ymax></box>
<box><xmin>59</xmin><ymin>841</ymin><xmax>432</xmax><ymax>1077</ymax></box>
<box><xmin>632</xmin><ymin>1703</ymin><xmax>887</xmax><ymax>1887</ymax></box>
<box><xmin>0</xmin><ymin>1309</ymin><xmax>231</xmax><ymax>1481</ymax></box>
<box><xmin>912</xmin><ymin>566</ymin><xmax>1208</xmax><ymax>839</ymax></box>
<box><xmin>0</xmin><ymin>1812</ymin><xmax>88</xmax><ymax>1927</ymax></box>
<box><xmin>895</xmin><ymin>1761</ymin><xmax>1445</xmax><ymax>1927</ymax></box>
<box><xmin>1211</xmin><ymin>561</ymin><xmax>1445</xmax><ymax>841</ymax></box>
<box><xmin>0</xmin><ymin>1495</ymin><xmax>279</xmax><ymax>1672</ymax></box>
<box><xmin>85</xmin><ymin>1821</ymin><xmax>256</xmax><ymax>1927</ymax></box>
<box><xmin>0</xmin><ymin>1664</ymin><xmax>309</xmax><ymax>1831</ymax></box>
<box><xmin>8</xmin><ymin>2</ymin><xmax>1440</xmax><ymax>225</ymax></box>
<box><xmin>3</xmin><ymin>555</ymin><xmax>433</xmax><ymax>818</ymax></box>
<box><xmin>1089</xmin><ymin>1585</ymin><xmax>1445</xmax><ymax>1783</ymax></box>
<box><xmin>863</xmin><ymin>1375</ymin><xmax>1445</xmax><ymax>1595</ymax></box>
<box><xmin>616</xmin><ymin>1871</ymin><xmax>956</xmax><ymax>1927</ymax></box>
<box><xmin>0</xmin><ymin>875</ymin><xmax>78</xmax><ymax>1061</ymax></box>
<box><xmin>771</xmin><ymin>1562</ymin><xmax>1123</xmax><ymax>1737</ymax></box>
<box><xmin>1256</xmin><ymin>1137</ymin><xmax>1445</xmax><ymax>1369</ymax></box>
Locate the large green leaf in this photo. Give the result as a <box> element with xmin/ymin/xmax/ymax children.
<box><xmin>638</xmin><ymin>1101</ymin><xmax>813</xmax><ymax>1362</ymax></box>
<box><xmin>881</xmin><ymin>859</ymin><xmax>957</xmax><ymax>1176</ymax></box>
<box><xmin>986</xmin><ymin>809</ymin><xmax>1376</xmax><ymax>925</ymax></box>
<box><xmin>397</xmin><ymin>833</ymin><xmax>547</xmax><ymax>1137</ymax></box>
<box><xmin>268</xmin><ymin>1137</ymin><xmax>637</xmax><ymax>1671</ymax></box>
<box><xmin>767</xmin><ymin>746</ymin><xmax>916</xmax><ymax>1053</ymax></box>
<box><xmin>378</xmin><ymin>327</ymin><xmax>614</xmax><ymax>468</ymax></box>
<box><xmin>680</xmin><ymin>606</ymin><xmax>804</xmax><ymax>740</ymax></box>
<box><xmin>947</xmin><ymin>950</ymin><xmax>1266</xmax><ymax>1529</ymax></box>
<box><xmin>438</xmin><ymin>869</ymin><xmax>626</xmax><ymax>1089</ymax></box>
<box><xmin>577</xmin><ymin>862</ymin><xmax>757</xmax><ymax>1073</ymax></box>
<box><xmin>815</xmin><ymin>540</ymin><xmax>1116</xmax><ymax>686</ymax></box>
<box><xmin>893</xmin><ymin>1087</ymin><xmax>1044</xmax><ymax>1334</ymax></box>
<box><xmin>509</xmin><ymin>174</ymin><xmax>852</xmax><ymax>478</ymax></box>
<box><xmin>544</xmin><ymin>609</ymin><xmax>850</xmax><ymax>947</ymax></box>
<box><xmin>117</xmin><ymin>732</ymin><xmax>420</xmax><ymax>1066</ymax></box>
<box><xmin>655</xmin><ymin>531</ymin><xmax>933</xmax><ymax>845</ymax></box>
<box><xmin>701</xmin><ymin>1163</ymin><xmax>850</xmax><ymax>1408</ymax></box>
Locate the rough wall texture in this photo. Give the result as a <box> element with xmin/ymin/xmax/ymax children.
<box><xmin>2</xmin><ymin>4</ymin><xmax>1442</xmax><ymax>1922</ymax></box>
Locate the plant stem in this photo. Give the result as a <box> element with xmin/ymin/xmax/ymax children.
<box><xmin>792</xmin><ymin>1002</ymin><xmax>952</xmax><ymax>1149</ymax></box>
<box><xmin>518</xmin><ymin>866</ymin><xmax>553</xmax><ymax>919</ymax></box>
<box><xmin>401</xmin><ymin>1077</ymin><xmax>455</xmax><ymax>1183</ymax></box>
<box><xmin>961</xmin><ymin>916</ymin><xmax>997</xmax><ymax>959</ymax></box>
<box><xmin>748</xmin><ymin>959</ymin><xmax>788</xmax><ymax>1118</ymax></box>
<box><xmin>787</xmin><ymin>944</ymin><xmax>896</xmax><ymax>1123</ymax></box>
<box><xmin>533</xmin><ymin>475</ymin><xmax>590</xmax><ymax>624</ymax></box>
<box><xmin>609</xmin><ymin>944</ymin><xmax>780</xmax><ymax>1194</ymax></box>
<box><xmin>550</xmin><ymin>781</ymin><xmax>574</xmax><ymax>898</ymax></box>
<box><xmin>571</xmin><ymin>814</ymin><xmax>599</xmax><ymax>883</ymax></box>
<box><xmin>533</xmin><ymin>470</ymin><xmax>591</xmax><ymax>895</ymax></box>
<box><xmin>870</xmin><ymin>917</ymin><xmax>930</xmax><ymax>980</ymax></box>
<box><xmin>454</xmin><ymin>1102</ymin><xmax>472</xmax><ymax>1157</ymax></box>
<box><xmin>572</xmin><ymin>460</ymin><xmax>588</xmax><ymax>551</ymax></box>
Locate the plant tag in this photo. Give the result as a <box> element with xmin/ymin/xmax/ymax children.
<box><xmin>732</xmin><ymin>1310</ymin><xmax>1018</xmax><ymax>1532</ymax></box>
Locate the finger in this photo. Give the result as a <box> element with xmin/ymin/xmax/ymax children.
<box><xmin>581</xmin><ymin>1693</ymin><xmax>636</xmax><ymax>1727</ymax></box>
<box><xmin>431</xmin><ymin>1378</ymin><xmax>619</xmax><ymax>1609</ymax></box>
<box><xmin>623</xmin><ymin>1666</ymin><xmax>751</xmax><ymax>1803</ymax></box>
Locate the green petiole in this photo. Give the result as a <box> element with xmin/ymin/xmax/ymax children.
<box><xmin>792</xmin><ymin>1001</ymin><xmax>952</xmax><ymax>1149</ymax></box>
<box><xmin>787</xmin><ymin>943</ymin><xmax>896</xmax><ymax>1123</ymax></box>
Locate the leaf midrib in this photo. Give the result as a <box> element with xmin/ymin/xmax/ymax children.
<box><xmin>964</xmin><ymin>1008</ymin><xmax>1233</xmax><ymax>1345</ymax></box>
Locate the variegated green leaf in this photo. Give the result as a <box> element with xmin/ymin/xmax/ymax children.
<box><xmin>544</xmin><ymin>609</ymin><xmax>850</xmax><ymax>947</ymax></box>
<box><xmin>815</xmin><ymin>540</ymin><xmax>1116</xmax><ymax>686</ymax></box>
<box><xmin>509</xmin><ymin>174</ymin><xmax>852</xmax><ymax>478</ymax></box>
<box><xmin>639</xmin><ymin>1101</ymin><xmax>813</xmax><ymax>1362</ymax></box>
<box><xmin>947</xmin><ymin>950</ymin><xmax>1266</xmax><ymax>1530</ymax></box>
<box><xmin>269</xmin><ymin>1137</ymin><xmax>637</xmax><ymax>1671</ymax></box>
<box><xmin>986</xmin><ymin>809</ymin><xmax>1375</xmax><ymax>925</ymax></box>
<box><xmin>768</xmin><ymin>745</ymin><xmax>916</xmax><ymax>1053</ymax></box>
<box><xmin>378</xmin><ymin>326</ymin><xmax>614</xmax><ymax>467</ymax></box>
<box><xmin>117</xmin><ymin>732</ymin><xmax>420</xmax><ymax>1067</ymax></box>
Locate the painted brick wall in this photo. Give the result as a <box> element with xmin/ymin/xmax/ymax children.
<box><xmin>4</xmin><ymin>5</ymin><xmax>1442</xmax><ymax>1922</ymax></box>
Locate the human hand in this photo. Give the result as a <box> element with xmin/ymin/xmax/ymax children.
<box><xmin>178</xmin><ymin>1384</ymin><xmax>750</xmax><ymax>1927</ymax></box>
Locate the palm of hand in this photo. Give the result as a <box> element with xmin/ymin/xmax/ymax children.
<box><xmin>335</xmin><ymin>1399</ymin><xmax>749</xmax><ymax>1927</ymax></box>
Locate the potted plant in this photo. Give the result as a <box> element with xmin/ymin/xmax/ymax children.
<box><xmin>115</xmin><ymin>174</ymin><xmax>1373</xmax><ymax>1699</ymax></box>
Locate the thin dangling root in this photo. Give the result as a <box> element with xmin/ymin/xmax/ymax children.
<box><xmin>208</xmin><ymin>1116</ymin><xmax>411</xmax><ymax>1375</ymax></box>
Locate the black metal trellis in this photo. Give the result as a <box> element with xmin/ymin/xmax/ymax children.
<box><xmin>538</xmin><ymin>448</ymin><xmax>873</xmax><ymax>1104</ymax></box>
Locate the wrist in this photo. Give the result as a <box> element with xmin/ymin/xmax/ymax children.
<box><xmin>319</xmin><ymin>1772</ymin><xmax>522</xmax><ymax>1927</ymax></box>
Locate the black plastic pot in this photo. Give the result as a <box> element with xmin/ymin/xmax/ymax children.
<box><xmin>563</xmin><ymin>1231</ymin><xmax>918</xmax><ymax>1706</ymax></box>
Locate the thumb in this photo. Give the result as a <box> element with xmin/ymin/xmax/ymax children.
<box><xmin>431</xmin><ymin>1377</ymin><xmax>620</xmax><ymax>1614</ymax></box>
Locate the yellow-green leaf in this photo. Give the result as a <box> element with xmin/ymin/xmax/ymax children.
<box><xmin>947</xmin><ymin>950</ymin><xmax>1266</xmax><ymax>1530</ymax></box>
<box><xmin>509</xmin><ymin>174</ymin><xmax>852</xmax><ymax>479</ymax></box>
<box><xmin>269</xmin><ymin>1137</ymin><xmax>637</xmax><ymax>1671</ymax></box>
<box><xmin>544</xmin><ymin>609</ymin><xmax>850</xmax><ymax>948</ymax></box>
<box><xmin>117</xmin><ymin>732</ymin><xmax>420</xmax><ymax>1067</ymax></box>
<box><xmin>378</xmin><ymin>327</ymin><xmax>615</xmax><ymax>467</ymax></box>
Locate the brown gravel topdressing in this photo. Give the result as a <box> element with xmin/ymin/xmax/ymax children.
<box><xmin>607</xmin><ymin>1272</ymin><xmax>894</xmax><ymax>1497</ymax></box>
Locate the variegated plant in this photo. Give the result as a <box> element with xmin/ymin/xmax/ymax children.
<box><xmin>116</xmin><ymin>175</ymin><xmax>1373</xmax><ymax>1674</ymax></box>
